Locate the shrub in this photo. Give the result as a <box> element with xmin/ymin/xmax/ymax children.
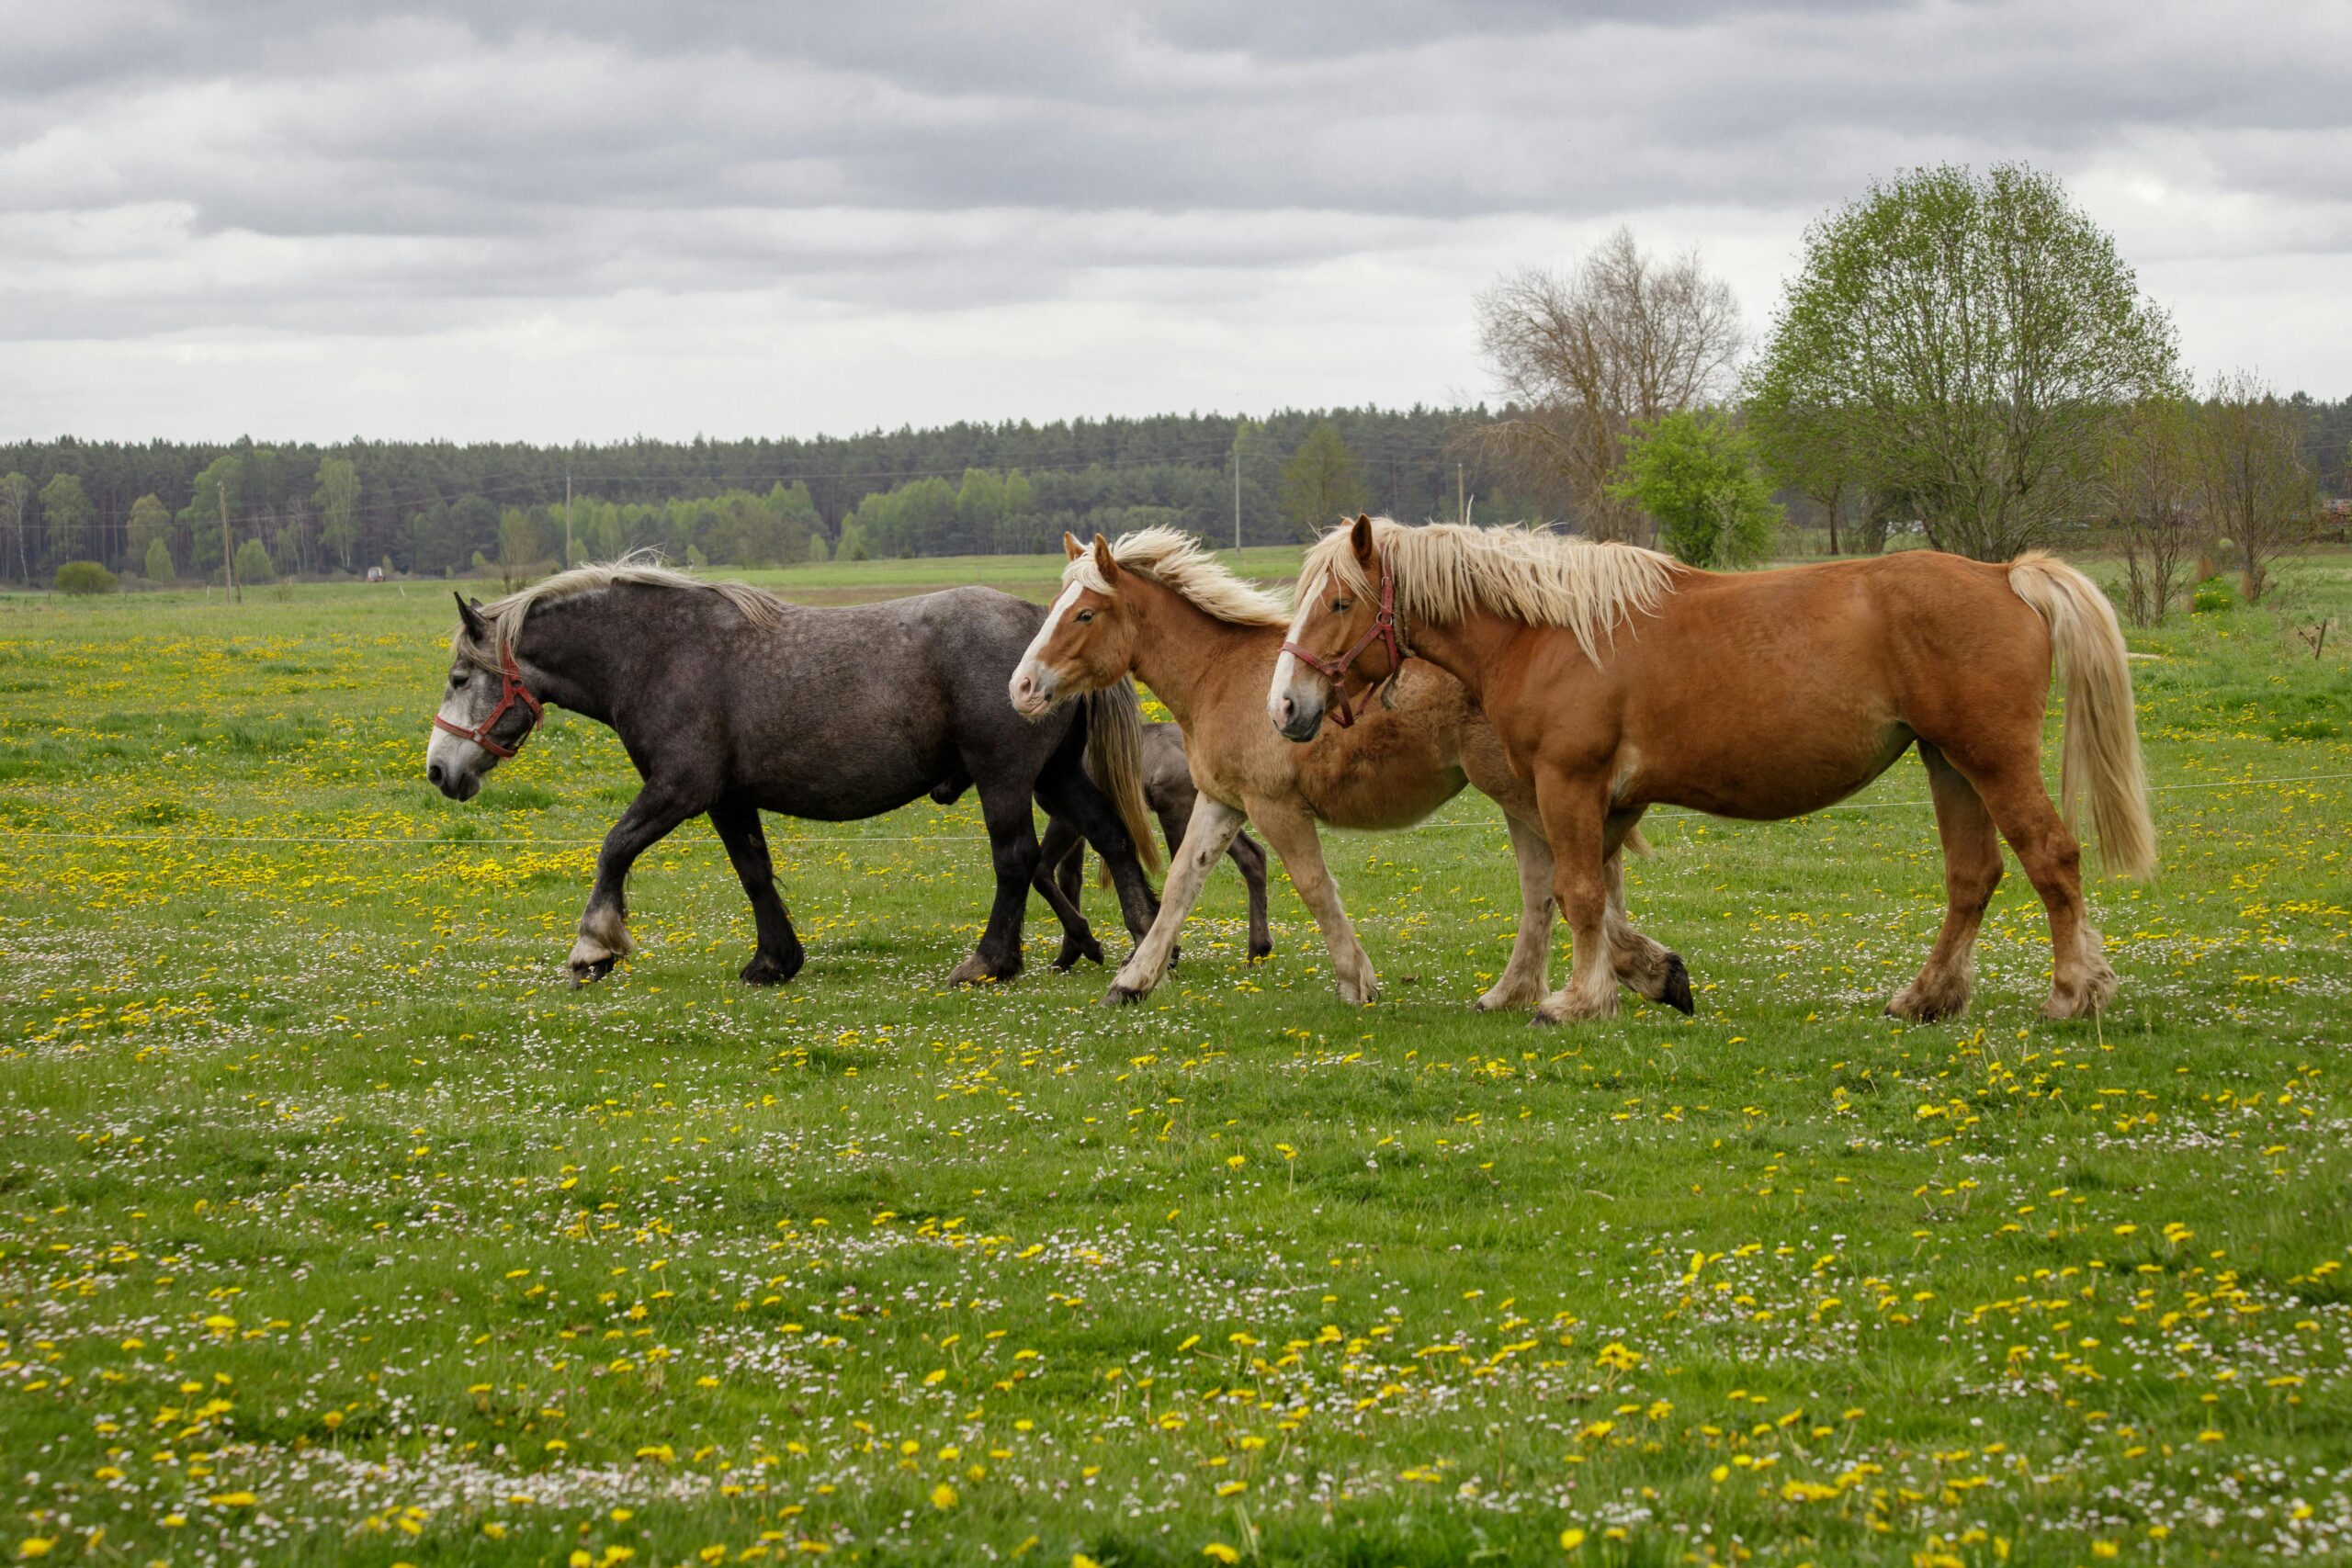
<box><xmin>53</xmin><ymin>560</ymin><xmax>118</xmax><ymax>596</ymax></box>
<box><xmin>2190</xmin><ymin>577</ymin><xmax>2233</xmax><ymax>614</ymax></box>
<box><xmin>144</xmin><ymin>539</ymin><xmax>175</xmax><ymax>582</ymax></box>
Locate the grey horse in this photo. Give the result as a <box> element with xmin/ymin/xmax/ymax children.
<box><xmin>1037</xmin><ymin>723</ymin><xmax>1272</xmax><ymax>964</ymax></box>
<box><xmin>424</xmin><ymin>559</ymin><xmax>1162</xmax><ymax>987</ymax></box>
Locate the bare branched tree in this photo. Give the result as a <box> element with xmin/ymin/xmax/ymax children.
<box><xmin>2101</xmin><ymin>396</ymin><xmax>2199</xmax><ymax>626</ymax></box>
<box><xmin>2198</xmin><ymin>369</ymin><xmax>2319</xmax><ymax>604</ymax></box>
<box><xmin>1463</xmin><ymin>228</ymin><xmax>1742</xmax><ymax>541</ymax></box>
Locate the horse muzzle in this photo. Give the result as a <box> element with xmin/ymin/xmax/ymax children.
<box><xmin>1271</xmin><ymin>689</ymin><xmax>1325</xmax><ymax>743</ymax></box>
<box><xmin>1008</xmin><ymin>663</ymin><xmax>1059</xmax><ymax>717</ymax></box>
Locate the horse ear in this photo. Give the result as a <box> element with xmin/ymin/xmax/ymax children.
<box><xmin>1090</xmin><ymin>534</ymin><xmax>1118</xmax><ymax>579</ymax></box>
<box><xmin>455</xmin><ymin>592</ymin><xmax>488</xmax><ymax>640</ymax></box>
<box><xmin>1063</xmin><ymin>532</ymin><xmax>1084</xmax><ymax>561</ymax></box>
<box><xmin>1349</xmin><ymin>513</ymin><xmax>1376</xmax><ymax>567</ymax></box>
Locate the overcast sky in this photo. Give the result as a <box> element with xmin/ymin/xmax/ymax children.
<box><xmin>3</xmin><ymin>0</ymin><xmax>2346</xmax><ymax>443</ymax></box>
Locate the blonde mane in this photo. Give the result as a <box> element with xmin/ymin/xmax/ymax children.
<box><xmin>1301</xmin><ymin>518</ymin><xmax>1679</xmax><ymax>664</ymax></box>
<box><xmin>458</xmin><ymin>549</ymin><xmax>785</xmax><ymax>667</ymax></box>
<box><xmin>1063</xmin><ymin>525</ymin><xmax>1293</xmax><ymax>627</ymax></box>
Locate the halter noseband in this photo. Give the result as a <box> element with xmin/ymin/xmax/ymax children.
<box><xmin>1280</xmin><ymin>548</ymin><xmax>1406</xmax><ymax>729</ymax></box>
<box><xmin>433</xmin><ymin>643</ymin><xmax>544</xmax><ymax>760</ymax></box>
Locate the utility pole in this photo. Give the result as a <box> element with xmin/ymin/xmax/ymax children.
<box><xmin>565</xmin><ymin>467</ymin><xmax>574</xmax><ymax>566</ymax></box>
<box><xmin>1232</xmin><ymin>437</ymin><xmax>1241</xmax><ymax>551</ymax></box>
<box><xmin>220</xmin><ymin>479</ymin><xmax>239</xmax><ymax>604</ymax></box>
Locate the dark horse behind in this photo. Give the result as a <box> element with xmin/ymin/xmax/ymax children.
<box><xmin>424</xmin><ymin>558</ymin><xmax>1163</xmax><ymax>987</ymax></box>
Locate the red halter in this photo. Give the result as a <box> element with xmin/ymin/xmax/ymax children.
<box><xmin>1279</xmin><ymin>549</ymin><xmax>1405</xmax><ymax>729</ymax></box>
<box><xmin>432</xmin><ymin>643</ymin><xmax>544</xmax><ymax>759</ymax></box>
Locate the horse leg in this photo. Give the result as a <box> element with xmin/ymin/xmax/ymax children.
<box><xmin>1034</xmin><ymin>743</ymin><xmax>1161</xmax><ymax>945</ymax></box>
<box><xmin>1532</xmin><ymin>774</ymin><xmax>1616</xmax><ymax>1025</ymax></box>
<box><xmin>1227</xmin><ymin>829</ymin><xmax>1275</xmax><ymax>961</ymax></box>
<box><xmin>1887</xmin><ymin>744</ymin><xmax>2002</xmax><ymax>1022</ymax></box>
<box><xmin>1247</xmin><ymin>799</ymin><xmax>1380</xmax><ymax>1006</ymax></box>
<box><xmin>1956</xmin><ymin>758</ymin><xmax>2115</xmax><ymax>1020</ymax></box>
<box><xmin>1105</xmin><ymin>795</ymin><xmax>1247</xmax><ymax>1004</ymax></box>
<box><xmin>1477</xmin><ymin>812</ymin><xmax>1555</xmax><ymax>1011</ymax></box>
<box><xmin>570</xmin><ymin>781</ymin><xmax>704</xmax><ymax>984</ymax></box>
<box><xmin>1602</xmin><ymin>809</ymin><xmax>1692</xmax><ymax>1013</ymax></box>
<box><xmin>1035</xmin><ymin>814</ymin><xmax>1103</xmax><ymax>972</ymax></box>
<box><xmin>708</xmin><ymin>798</ymin><xmax>805</xmax><ymax>987</ymax></box>
<box><xmin>950</xmin><ymin>781</ymin><xmax>1045</xmax><ymax>987</ymax></box>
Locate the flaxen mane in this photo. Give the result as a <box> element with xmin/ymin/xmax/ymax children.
<box><xmin>1302</xmin><ymin>518</ymin><xmax>1679</xmax><ymax>664</ymax></box>
<box><xmin>1067</xmin><ymin>525</ymin><xmax>1293</xmax><ymax>626</ymax></box>
<box><xmin>459</xmin><ymin>549</ymin><xmax>786</xmax><ymax>668</ymax></box>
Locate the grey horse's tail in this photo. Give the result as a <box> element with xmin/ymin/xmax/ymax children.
<box><xmin>1081</xmin><ymin>678</ymin><xmax>1165</xmax><ymax>880</ymax></box>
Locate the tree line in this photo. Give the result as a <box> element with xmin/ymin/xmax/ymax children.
<box><xmin>0</xmin><ymin>407</ymin><xmax>1539</xmax><ymax>586</ymax></box>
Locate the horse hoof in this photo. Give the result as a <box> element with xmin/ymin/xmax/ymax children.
<box><xmin>570</xmin><ymin>956</ymin><xmax>617</xmax><ymax>987</ymax></box>
<box><xmin>741</xmin><ymin>949</ymin><xmax>803</xmax><ymax>987</ymax></box>
<box><xmin>1102</xmin><ymin>984</ymin><xmax>1145</xmax><ymax>1007</ymax></box>
<box><xmin>1661</xmin><ymin>954</ymin><xmax>1695</xmax><ymax>1016</ymax></box>
<box><xmin>1248</xmin><ymin>938</ymin><xmax>1273</xmax><ymax>962</ymax></box>
<box><xmin>948</xmin><ymin>955</ymin><xmax>1020</xmax><ymax>987</ymax></box>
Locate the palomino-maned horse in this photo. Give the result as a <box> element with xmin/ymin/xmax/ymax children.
<box><xmin>1271</xmin><ymin>516</ymin><xmax>2154</xmax><ymax>1024</ymax></box>
<box><xmin>1037</xmin><ymin>721</ymin><xmax>1275</xmax><ymax>965</ymax></box>
<box><xmin>1008</xmin><ymin>528</ymin><xmax>1688</xmax><ymax>1011</ymax></box>
<box><xmin>424</xmin><ymin>558</ymin><xmax>1162</xmax><ymax>988</ymax></box>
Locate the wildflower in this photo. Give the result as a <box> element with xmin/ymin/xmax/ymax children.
<box><xmin>1560</xmin><ymin>1528</ymin><xmax>1587</xmax><ymax>1550</ymax></box>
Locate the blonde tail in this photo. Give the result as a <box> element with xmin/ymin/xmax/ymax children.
<box><xmin>2007</xmin><ymin>553</ymin><xmax>2156</xmax><ymax>879</ymax></box>
<box><xmin>1081</xmin><ymin>678</ymin><xmax>1164</xmax><ymax>879</ymax></box>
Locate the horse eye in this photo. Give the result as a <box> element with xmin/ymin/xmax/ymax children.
<box><xmin>1075</xmin><ymin>609</ymin><xmax>1096</xmax><ymax>624</ymax></box>
<box><xmin>1331</xmin><ymin>598</ymin><xmax>1352</xmax><ymax>613</ymax></box>
<box><xmin>450</xmin><ymin>671</ymin><xmax>469</xmax><ymax>687</ymax></box>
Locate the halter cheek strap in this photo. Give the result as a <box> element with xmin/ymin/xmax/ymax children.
<box><xmin>1278</xmin><ymin>550</ymin><xmax>1405</xmax><ymax>729</ymax></box>
<box><xmin>432</xmin><ymin>644</ymin><xmax>544</xmax><ymax>759</ymax></box>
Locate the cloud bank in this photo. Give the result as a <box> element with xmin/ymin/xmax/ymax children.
<box><xmin>2</xmin><ymin>0</ymin><xmax>2346</xmax><ymax>439</ymax></box>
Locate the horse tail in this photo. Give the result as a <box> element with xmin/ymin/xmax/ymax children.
<box><xmin>1081</xmin><ymin>678</ymin><xmax>1164</xmax><ymax>879</ymax></box>
<box><xmin>2007</xmin><ymin>552</ymin><xmax>2156</xmax><ymax>879</ymax></box>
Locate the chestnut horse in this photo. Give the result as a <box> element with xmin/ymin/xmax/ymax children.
<box><xmin>1009</xmin><ymin>528</ymin><xmax>1687</xmax><ymax>1011</ymax></box>
<box><xmin>1271</xmin><ymin>516</ymin><xmax>2154</xmax><ymax>1025</ymax></box>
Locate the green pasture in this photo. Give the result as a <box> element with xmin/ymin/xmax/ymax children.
<box><xmin>2</xmin><ymin>549</ymin><xmax>2349</xmax><ymax>1567</ymax></box>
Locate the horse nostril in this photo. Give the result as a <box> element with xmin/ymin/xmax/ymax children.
<box><xmin>1275</xmin><ymin>696</ymin><xmax>1295</xmax><ymax>726</ymax></box>
<box><xmin>428</xmin><ymin>762</ymin><xmax>446</xmax><ymax>787</ymax></box>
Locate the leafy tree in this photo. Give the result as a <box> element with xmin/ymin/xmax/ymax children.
<box><xmin>1609</xmin><ymin>411</ymin><xmax>1783</xmax><ymax>569</ymax></box>
<box><xmin>497</xmin><ymin>509</ymin><xmax>543</xmax><ymax>588</ymax></box>
<box><xmin>1279</xmin><ymin>422</ymin><xmax>1371</xmax><ymax>541</ymax></box>
<box><xmin>144</xmin><ymin>536</ymin><xmax>175</xmax><ymax>582</ymax></box>
<box><xmin>1748</xmin><ymin>163</ymin><xmax>2180</xmax><ymax>559</ymax></box>
<box><xmin>313</xmin><ymin>457</ymin><xmax>361</xmax><ymax>571</ymax></box>
<box><xmin>836</xmin><ymin>519</ymin><xmax>869</xmax><ymax>560</ymax></box>
<box><xmin>1</xmin><ymin>472</ymin><xmax>34</xmax><ymax>581</ymax></box>
<box><xmin>233</xmin><ymin>537</ymin><xmax>277</xmax><ymax>586</ymax></box>
<box><xmin>182</xmin><ymin>454</ymin><xmax>245</xmax><ymax>574</ymax></box>
<box><xmin>127</xmin><ymin>493</ymin><xmax>174</xmax><ymax>562</ymax></box>
<box><xmin>39</xmin><ymin>474</ymin><xmax>96</xmax><ymax>564</ymax></box>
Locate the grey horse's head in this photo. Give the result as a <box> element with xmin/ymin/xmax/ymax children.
<box><xmin>424</xmin><ymin>594</ymin><xmax>541</xmax><ymax>801</ymax></box>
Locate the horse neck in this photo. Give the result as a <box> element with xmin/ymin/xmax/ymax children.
<box><xmin>512</xmin><ymin>592</ymin><xmax>650</xmax><ymax>724</ymax></box>
<box><xmin>1396</xmin><ymin>605</ymin><xmax>1517</xmax><ymax>704</ymax></box>
<box><xmin>1118</xmin><ymin>574</ymin><xmax>1268</xmax><ymax>727</ymax></box>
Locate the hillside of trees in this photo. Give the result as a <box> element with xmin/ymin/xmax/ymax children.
<box><xmin>0</xmin><ymin>407</ymin><xmax>1539</xmax><ymax>583</ymax></box>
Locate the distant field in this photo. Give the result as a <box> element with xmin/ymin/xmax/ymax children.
<box><xmin>1</xmin><ymin>550</ymin><xmax>2348</xmax><ymax>1566</ymax></box>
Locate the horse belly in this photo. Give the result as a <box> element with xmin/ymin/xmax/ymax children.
<box><xmin>1634</xmin><ymin>723</ymin><xmax>1911</xmax><ymax>821</ymax></box>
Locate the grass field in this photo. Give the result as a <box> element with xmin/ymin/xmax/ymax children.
<box><xmin>3</xmin><ymin>547</ymin><xmax>2349</xmax><ymax>1567</ymax></box>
